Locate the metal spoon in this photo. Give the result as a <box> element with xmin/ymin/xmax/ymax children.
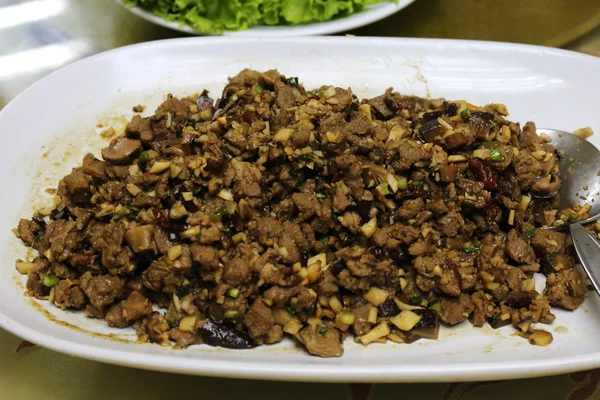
<box><xmin>538</xmin><ymin>128</ymin><xmax>600</xmax><ymax>294</ymax></box>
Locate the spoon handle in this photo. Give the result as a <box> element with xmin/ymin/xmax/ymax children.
<box><xmin>570</xmin><ymin>223</ymin><xmax>600</xmax><ymax>295</ymax></box>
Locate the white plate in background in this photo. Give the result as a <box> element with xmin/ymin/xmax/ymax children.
<box><xmin>116</xmin><ymin>0</ymin><xmax>415</xmax><ymax>36</ymax></box>
<box><xmin>0</xmin><ymin>37</ymin><xmax>599</xmax><ymax>382</ymax></box>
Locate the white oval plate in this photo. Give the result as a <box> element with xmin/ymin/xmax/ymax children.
<box><xmin>0</xmin><ymin>37</ymin><xmax>599</xmax><ymax>382</ymax></box>
<box><xmin>116</xmin><ymin>0</ymin><xmax>415</xmax><ymax>36</ymax></box>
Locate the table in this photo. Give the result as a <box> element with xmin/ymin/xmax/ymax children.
<box><xmin>1</xmin><ymin>1</ymin><xmax>600</xmax><ymax>398</ymax></box>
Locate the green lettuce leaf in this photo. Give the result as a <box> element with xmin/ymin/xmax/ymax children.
<box><xmin>122</xmin><ymin>0</ymin><xmax>395</xmax><ymax>34</ymax></box>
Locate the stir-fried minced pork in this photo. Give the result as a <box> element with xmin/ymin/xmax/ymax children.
<box><xmin>15</xmin><ymin>69</ymin><xmax>588</xmax><ymax>356</ymax></box>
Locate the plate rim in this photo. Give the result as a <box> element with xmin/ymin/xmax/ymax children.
<box><xmin>115</xmin><ymin>0</ymin><xmax>416</xmax><ymax>36</ymax></box>
<box><xmin>1</xmin><ymin>36</ymin><xmax>600</xmax><ymax>382</ymax></box>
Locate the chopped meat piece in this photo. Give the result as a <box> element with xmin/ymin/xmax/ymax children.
<box><xmin>506</xmin><ymin>229</ymin><xmax>537</xmax><ymax>266</ymax></box>
<box><xmin>297</xmin><ymin>323</ymin><xmax>343</xmax><ymax>358</ymax></box>
<box><xmin>531</xmin><ymin>228</ymin><xmax>566</xmax><ymax>254</ymax></box>
<box><xmin>80</xmin><ymin>272</ymin><xmax>122</xmax><ymax>308</ymax></box>
<box><xmin>59</xmin><ymin>169</ymin><xmax>91</xmax><ymax>204</ymax></box>
<box><xmin>243</xmin><ymin>300</ymin><xmax>274</xmax><ymax>339</ymax></box>
<box><xmin>17</xmin><ymin>218</ymin><xmax>41</xmax><ymax>246</ymax></box>
<box><xmin>546</xmin><ymin>270</ymin><xmax>586</xmax><ymax>310</ymax></box>
<box><xmin>125</xmin><ymin>114</ymin><xmax>153</xmax><ymax>142</ymax></box>
<box><xmin>125</xmin><ymin>225</ymin><xmax>156</xmax><ymax>253</ymax></box>
<box><xmin>439</xmin><ymin>294</ymin><xmax>474</xmax><ymax>325</ymax></box>
<box><xmin>53</xmin><ymin>280</ymin><xmax>87</xmax><ymax>310</ymax></box>
<box><xmin>101</xmin><ymin>137</ymin><xmax>142</xmax><ymax>164</ymax></box>
<box><xmin>223</xmin><ymin>258</ymin><xmax>250</xmax><ymax>286</ymax></box>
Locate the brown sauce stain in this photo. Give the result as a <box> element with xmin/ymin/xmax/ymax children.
<box><xmin>554</xmin><ymin>325</ymin><xmax>569</xmax><ymax>333</ymax></box>
<box><xmin>28</xmin><ymin>298</ymin><xmax>135</xmax><ymax>344</ymax></box>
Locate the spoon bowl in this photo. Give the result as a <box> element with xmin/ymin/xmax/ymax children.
<box><xmin>538</xmin><ymin>128</ymin><xmax>600</xmax><ymax>226</ymax></box>
<box><xmin>539</xmin><ymin>128</ymin><xmax>600</xmax><ymax>295</ymax></box>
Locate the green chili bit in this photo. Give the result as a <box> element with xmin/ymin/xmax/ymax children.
<box><xmin>330</xmin><ymin>207</ymin><xmax>339</xmax><ymax>222</ymax></box>
<box><xmin>287</xmin><ymin>77</ymin><xmax>299</xmax><ymax>87</ymax></box>
<box><xmin>195</xmin><ymin>232</ymin><xmax>202</xmax><ymax>240</ymax></box>
<box><xmin>317</xmin><ymin>91</ymin><xmax>325</xmax><ymax>99</ymax></box>
<box><xmin>177</xmin><ymin>286</ymin><xmax>190</xmax><ymax>298</ymax></box>
<box><xmin>217</xmin><ymin>206</ymin><xmax>228</xmax><ymax>218</ymax></box>
<box><xmin>568</xmin><ymin>215</ymin><xmax>578</xmax><ymax>223</ymax></box>
<box><xmin>298</xmin><ymin>153</ymin><xmax>315</xmax><ymax>161</ymax></box>
<box><xmin>318</xmin><ymin>325</ymin><xmax>328</xmax><ymax>335</ymax></box>
<box><xmin>284</xmin><ymin>305</ymin><xmax>296</xmax><ymax>315</ymax></box>
<box><xmin>227</xmin><ymin>288</ymin><xmax>240</xmax><ymax>298</ymax></box>
<box><xmin>463</xmin><ymin>244</ymin><xmax>480</xmax><ymax>254</ymax></box>
<box><xmin>320</xmin><ymin>236</ymin><xmax>331</xmax><ymax>246</ymax></box>
<box><xmin>490</xmin><ymin>148</ymin><xmax>505</xmax><ymax>162</ymax></box>
<box><xmin>186</xmin><ymin>119</ymin><xmax>196</xmax><ymax>127</ymax></box>
<box><xmin>548</xmin><ymin>252</ymin><xmax>558</xmax><ymax>261</ymax></box>
<box><xmin>412</xmin><ymin>180</ymin><xmax>423</xmax><ymax>186</ymax></box>
<box><xmin>138</xmin><ymin>151</ymin><xmax>150</xmax><ymax>164</ymax></box>
<box><xmin>43</xmin><ymin>275</ymin><xmax>59</xmax><ymax>288</ymax></box>
<box><xmin>524</xmin><ymin>231</ymin><xmax>535</xmax><ymax>243</ymax></box>
<box><xmin>255</xmin><ymin>86</ymin><xmax>264</xmax><ymax>94</ymax></box>
<box><xmin>115</xmin><ymin>206</ymin><xmax>129</xmax><ymax>218</ymax></box>
<box><xmin>460</xmin><ymin>108</ymin><xmax>470</xmax><ymax>119</ymax></box>
<box><xmin>409</xmin><ymin>296</ymin><xmax>422</xmax><ymax>305</ymax></box>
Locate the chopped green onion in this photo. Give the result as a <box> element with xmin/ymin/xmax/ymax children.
<box><xmin>195</xmin><ymin>232</ymin><xmax>202</xmax><ymax>240</ymax></box>
<box><xmin>299</xmin><ymin>153</ymin><xmax>315</xmax><ymax>161</ymax></box>
<box><xmin>463</xmin><ymin>244</ymin><xmax>480</xmax><ymax>254</ymax></box>
<box><xmin>217</xmin><ymin>206</ymin><xmax>227</xmax><ymax>218</ymax></box>
<box><xmin>568</xmin><ymin>215</ymin><xmax>578</xmax><ymax>223</ymax></box>
<box><xmin>320</xmin><ymin>236</ymin><xmax>331</xmax><ymax>246</ymax></box>
<box><xmin>429</xmin><ymin>303</ymin><xmax>441</xmax><ymax>312</ymax></box>
<box><xmin>409</xmin><ymin>296</ymin><xmax>422</xmax><ymax>305</ymax></box>
<box><xmin>186</xmin><ymin>119</ymin><xmax>196</xmax><ymax>127</ymax></box>
<box><xmin>284</xmin><ymin>305</ymin><xmax>296</xmax><ymax>315</ymax></box>
<box><xmin>43</xmin><ymin>275</ymin><xmax>59</xmax><ymax>288</ymax></box>
<box><xmin>524</xmin><ymin>231</ymin><xmax>535</xmax><ymax>243</ymax></box>
<box><xmin>34</xmin><ymin>232</ymin><xmax>44</xmax><ymax>242</ymax></box>
<box><xmin>318</xmin><ymin>325</ymin><xmax>328</xmax><ymax>335</ymax></box>
<box><xmin>330</xmin><ymin>207</ymin><xmax>339</xmax><ymax>222</ymax></box>
<box><xmin>138</xmin><ymin>151</ymin><xmax>150</xmax><ymax>164</ymax></box>
<box><xmin>227</xmin><ymin>288</ymin><xmax>240</xmax><ymax>298</ymax></box>
<box><xmin>223</xmin><ymin>310</ymin><xmax>238</xmax><ymax>320</ymax></box>
<box><xmin>115</xmin><ymin>206</ymin><xmax>129</xmax><ymax>218</ymax></box>
<box><xmin>287</xmin><ymin>77</ymin><xmax>299</xmax><ymax>87</ymax></box>
<box><xmin>168</xmin><ymin>320</ymin><xmax>178</xmax><ymax>329</ymax></box>
<box><xmin>460</xmin><ymin>109</ymin><xmax>470</xmax><ymax>119</ymax></box>
<box><xmin>412</xmin><ymin>180</ymin><xmax>423</xmax><ymax>186</ymax></box>
<box><xmin>548</xmin><ymin>252</ymin><xmax>558</xmax><ymax>261</ymax></box>
<box><xmin>317</xmin><ymin>91</ymin><xmax>325</xmax><ymax>99</ymax></box>
<box><xmin>490</xmin><ymin>148</ymin><xmax>505</xmax><ymax>162</ymax></box>
<box><xmin>255</xmin><ymin>86</ymin><xmax>264</xmax><ymax>94</ymax></box>
<box><xmin>177</xmin><ymin>286</ymin><xmax>190</xmax><ymax>298</ymax></box>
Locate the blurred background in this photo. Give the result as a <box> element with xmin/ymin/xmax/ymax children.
<box><xmin>1</xmin><ymin>0</ymin><xmax>599</xmax><ymax>109</ymax></box>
